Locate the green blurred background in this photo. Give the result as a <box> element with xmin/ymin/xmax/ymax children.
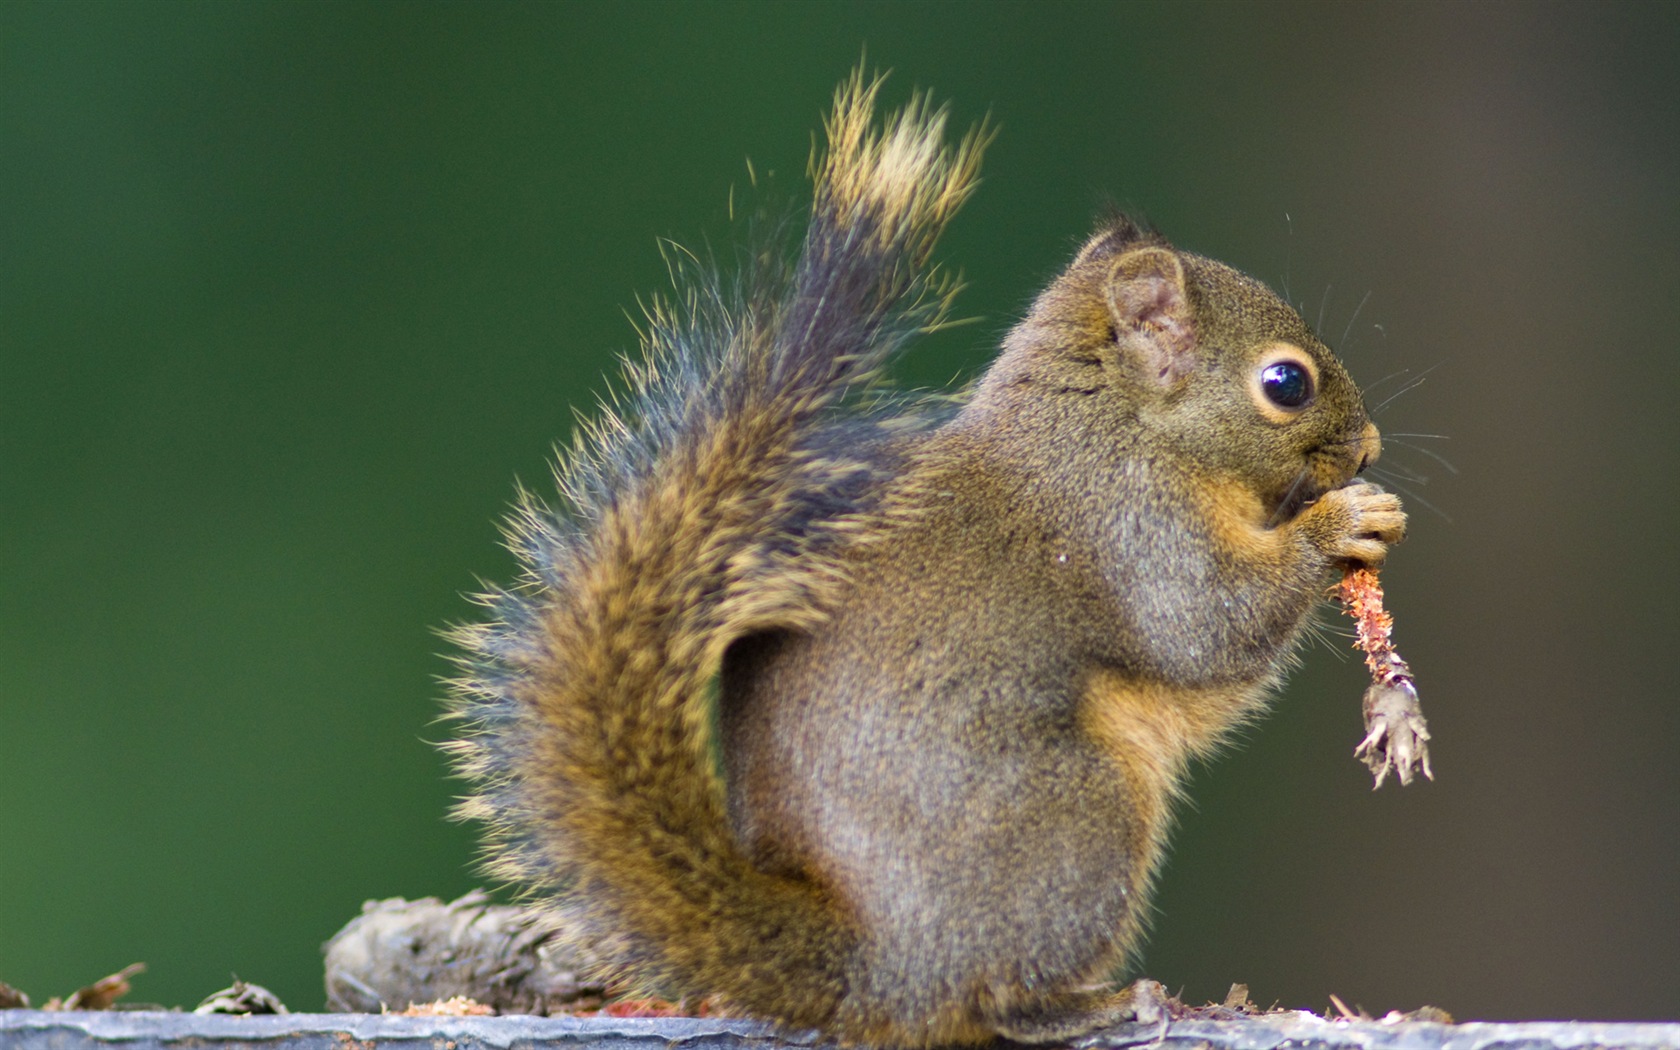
<box><xmin>4</xmin><ymin>0</ymin><xmax>1677</xmax><ymax>1022</ymax></box>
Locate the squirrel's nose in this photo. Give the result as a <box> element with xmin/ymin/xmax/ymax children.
<box><xmin>1357</xmin><ymin>421</ymin><xmax>1382</xmax><ymax>472</ymax></box>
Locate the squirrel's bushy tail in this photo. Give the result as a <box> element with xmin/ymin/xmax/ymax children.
<box><xmin>444</xmin><ymin>72</ymin><xmax>983</xmax><ymax>1032</ymax></box>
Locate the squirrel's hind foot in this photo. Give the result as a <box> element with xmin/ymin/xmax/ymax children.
<box><xmin>989</xmin><ymin>979</ymin><xmax>1173</xmax><ymax>1045</ymax></box>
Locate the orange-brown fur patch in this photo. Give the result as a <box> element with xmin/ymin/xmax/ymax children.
<box><xmin>1195</xmin><ymin>474</ymin><xmax>1289</xmax><ymax>564</ymax></box>
<box><xmin>1078</xmin><ymin>670</ymin><xmax>1266</xmax><ymax>914</ymax></box>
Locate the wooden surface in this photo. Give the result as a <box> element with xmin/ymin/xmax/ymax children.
<box><xmin>5</xmin><ymin>1010</ymin><xmax>1680</xmax><ymax>1050</ymax></box>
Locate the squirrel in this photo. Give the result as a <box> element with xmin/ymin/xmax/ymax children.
<box><xmin>444</xmin><ymin>71</ymin><xmax>1405</xmax><ymax>1047</ymax></box>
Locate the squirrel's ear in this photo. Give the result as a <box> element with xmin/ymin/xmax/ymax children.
<box><xmin>1072</xmin><ymin>214</ymin><xmax>1154</xmax><ymax>267</ymax></box>
<box><xmin>1106</xmin><ymin>247</ymin><xmax>1196</xmax><ymax>387</ymax></box>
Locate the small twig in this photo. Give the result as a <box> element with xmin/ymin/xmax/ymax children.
<box><xmin>47</xmin><ymin>964</ymin><xmax>146</xmax><ymax>1011</ymax></box>
<box><xmin>1338</xmin><ymin>568</ymin><xmax>1432</xmax><ymax>788</ymax></box>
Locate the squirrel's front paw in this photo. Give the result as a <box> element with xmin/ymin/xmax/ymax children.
<box><xmin>1314</xmin><ymin>482</ymin><xmax>1406</xmax><ymax>567</ymax></box>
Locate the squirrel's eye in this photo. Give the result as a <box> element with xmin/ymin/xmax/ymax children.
<box><xmin>1260</xmin><ymin>361</ymin><xmax>1313</xmax><ymax>408</ymax></box>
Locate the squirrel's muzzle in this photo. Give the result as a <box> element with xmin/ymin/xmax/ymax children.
<box><xmin>1357</xmin><ymin>421</ymin><xmax>1381</xmax><ymax>473</ymax></box>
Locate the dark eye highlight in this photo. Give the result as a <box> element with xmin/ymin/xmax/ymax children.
<box><xmin>1260</xmin><ymin>361</ymin><xmax>1313</xmax><ymax>408</ymax></box>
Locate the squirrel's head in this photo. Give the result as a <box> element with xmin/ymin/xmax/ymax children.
<box><xmin>983</xmin><ymin>217</ymin><xmax>1380</xmax><ymax>520</ymax></box>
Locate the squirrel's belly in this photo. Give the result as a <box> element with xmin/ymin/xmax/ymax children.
<box><xmin>1078</xmin><ymin>670</ymin><xmax>1268</xmax><ymax>848</ymax></box>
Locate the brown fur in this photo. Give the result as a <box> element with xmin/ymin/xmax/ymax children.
<box><xmin>447</xmin><ymin>71</ymin><xmax>1404</xmax><ymax>1047</ymax></box>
